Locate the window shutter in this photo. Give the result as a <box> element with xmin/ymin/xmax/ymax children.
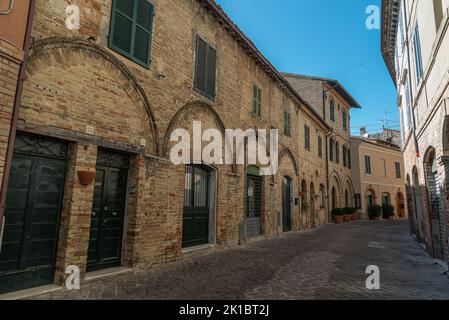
<box><xmin>111</xmin><ymin>1</ymin><xmax>134</xmax><ymax>54</ymax></box>
<box><xmin>206</xmin><ymin>46</ymin><xmax>217</xmax><ymax>98</ymax></box>
<box><xmin>133</xmin><ymin>0</ymin><xmax>154</xmax><ymax>65</ymax></box>
<box><xmin>194</xmin><ymin>38</ymin><xmax>207</xmax><ymax>94</ymax></box>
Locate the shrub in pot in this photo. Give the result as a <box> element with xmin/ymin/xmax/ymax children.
<box><xmin>342</xmin><ymin>207</ymin><xmax>353</xmax><ymax>222</ymax></box>
<box><xmin>368</xmin><ymin>205</ymin><xmax>382</xmax><ymax>220</ymax></box>
<box><xmin>344</xmin><ymin>207</ymin><xmax>357</xmax><ymax>221</ymax></box>
<box><xmin>382</xmin><ymin>204</ymin><xmax>395</xmax><ymax>219</ymax></box>
<box><xmin>332</xmin><ymin>208</ymin><xmax>344</xmax><ymax>224</ymax></box>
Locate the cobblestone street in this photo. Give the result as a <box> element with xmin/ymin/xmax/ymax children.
<box><xmin>35</xmin><ymin>220</ymin><xmax>449</xmax><ymax>300</ymax></box>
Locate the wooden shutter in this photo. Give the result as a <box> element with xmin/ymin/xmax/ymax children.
<box><xmin>133</xmin><ymin>0</ymin><xmax>154</xmax><ymax>65</ymax></box>
<box><xmin>194</xmin><ymin>37</ymin><xmax>207</xmax><ymax>94</ymax></box>
<box><xmin>111</xmin><ymin>0</ymin><xmax>134</xmax><ymax>54</ymax></box>
<box><xmin>206</xmin><ymin>46</ymin><xmax>217</xmax><ymax>98</ymax></box>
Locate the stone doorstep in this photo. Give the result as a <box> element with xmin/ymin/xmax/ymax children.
<box><xmin>0</xmin><ymin>285</ymin><xmax>62</xmax><ymax>300</ymax></box>
<box><xmin>84</xmin><ymin>266</ymin><xmax>133</xmax><ymax>283</ymax></box>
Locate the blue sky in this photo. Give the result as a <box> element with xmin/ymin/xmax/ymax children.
<box><xmin>215</xmin><ymin>0</ymin><xmax>398</xmax><ymax>136</ymax></box>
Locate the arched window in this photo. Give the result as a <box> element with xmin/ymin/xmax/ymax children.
<box><xmin>343</xmin><ymin>145</ymin><xmax>348</xmax><ymax>167</ymax></box>
<box><xmin>330</xmin><ymin>98</ymin><xmax>335</xmax><ymax>122</ymax></box>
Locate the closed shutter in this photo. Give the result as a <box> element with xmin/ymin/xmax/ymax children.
<box><xmin>109</xmin><ymin>0</ymin><xmax>154</xmax><ymax>68</ymax></box>
<box><xmin>194</xmin><ymin>37</ymin><xmax>217</xmax><ymax>100</ymax></box>
<box><xmin>194</xmin><ymin>38</ymin><xmax>207</xmax><ymax>94</ymax></box>
<box><xmin>206</xmin><ymin>47</ymin><xmax>217</xmax><ymax>98</ymax></box>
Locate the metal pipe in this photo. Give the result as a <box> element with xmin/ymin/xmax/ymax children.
<box><xmin>0</xmin><ymin>0</ymin><xmax>36</xmax><ymax>230</ymax></box>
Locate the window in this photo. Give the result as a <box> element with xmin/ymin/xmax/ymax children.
<box><xmin>283</xmin><ymin>110</ymin><xmax>291</xmax><ymax>137</ymax></box>
<box><xmin>330</xmin><ymin>98</ymin><xmax>335</xmax><ymax>122</ymax></box>
<box><xmin>395</xmin><ymin>162</ymin><xmax>402</xmax><ymax>179</ymax></box>
<box><xmin>433</xmin><ymin>0</ymin><xmax>444</xmax><ymax>31</ymax></box>
<box><xmin>343</xmin><ymin>111</ymin><xmax>347</xmax><ymax>131</ymax></box>
<box><xmin>413</xmin><ymin>24</ymin><xmax>424</xmax><ymax>83</ymax></box>
<box><xmin>347</xmin><ymin>148</ymin><xmax>351</xmax><ymax>169</ymax></box>
<box><xmin>319</xmin><ymin>185</ymin><xmax>325</xmax><ymax>207</ymax></box>
<box><xmin>382</xmin><ymin>193</ymin><xmax>391</xmax><ymax>205</ymax></box>
<box><xmin>335</xmin><ymin>141</ymin><xmax>340</xmax><ymax>164</ymax></box>
<box><xmin>382</xmin><ymin>159</ymin><xmax>387</xmax><ymax>177</ymax></box>
<box><xmin>365</xmin><ymin>155</ymin><xmax>372</xmax><ymax>174</ymax></box>
<box><xmin>329</xmin><ymin>139</ymin><xmax>335</xmax><ymax>162</ymax></box>
<box><xmin>318</xmin><ymin>136</ymin><xmax>323</xmax><ymax>159</ymax></box>
<box><xmin>304</xmin><ymin>125</ymin><xmax>310</xmax><ymax>150</ymax></box>
<box><xmin>194</xmin><ymin>36</ymin><xmax>217</xmax><ymax>100</ymax></box>
<box><xmin>343</xmin><ymin>145</ymin><xmax>347</xmax><ymax>167</ymax></box>
<box><xmin>253</xmin><ymin>85</ymin><xmax>262</xmax><ymax>116</ymax></box>
<box><xmin>109</xmin><ymin>0</ymin><xmax>155</xmax><ymax>68</ymax></box>
<box><xmin>354</xmin><ymin>194</ymin><xmax>361</xmax><ymax>209</ymax></box>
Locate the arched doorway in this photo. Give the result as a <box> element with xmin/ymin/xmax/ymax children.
<box><xmin>424</xmin><ymin>148</ymin><xmax>444</xmax><ymax>259</ymax></box>
<box><xmin>246</xmin><ymin>166</ymin><xmax>262</xmax><ymax>238</ymax></box>
<box><xmin>413</xmin><ymin>166</ymin><xmax>426</xmax><ymax>243</ymax></box>
<box><xmin>282</xmin><ymin>177</ymin><xmax>293</xmax><ymax>232</ymax></box>
<box><xmin>396</xmin><ymin>192</ymin><xmax>406</xmax><ymax>218</ymax></box>
<box><xmin>365</xmin><ymin>188</ymin><xmax>376</xmax><ymax>212</ymax></box>
<box><xmin>301</xmin><ymin>180</ymin><xmax>308</xmax><ymax>227</ymax></box>
<box><xmin>331</xmin><ymin>187</ymin><xmax>337</xmax><ymax>210</ymax></box>
<box><xmin>310</xmin><ymin>182</ymin><xmax>316</xmax><ymax>228</ymax></box>
<box><xmin>182</xmin><ymin>164</ymin><xmax>216</xmax><ymax>248</ymax></box>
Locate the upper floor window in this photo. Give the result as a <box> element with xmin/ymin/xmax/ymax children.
<box><xmin>330</xmin><ymin>98</ymin><xmax>335</xmax><ymax>122</ymax></box>
<box><xmin>343</xmin><ymin>111</ymin><xmax>347</xmax><ymax>131</ymax></box>
<box><xmin>329</xmin><ymin>138</ymin><xmax>335</xmax><ymax>162</ymax></box>
<box><xmin>283</xmin><ymin>110</ymin><xmax>291</xmax><ymax>137</ymax></box>
<box><xmin>194</xmin><ymin>36</ymin><xmax>217</xmax><ymax>100</ymax></box>
<box><xmin>395</xmin><ymin>162</ymin><xmax>402</xmax><ymax>179</ymax></box>
<box><xmin>343</xmin><ymin>145</ymin><xmax>347</xmax><ymax>167</ymax></box>
<box><xmin>365</xmin><ymin>155</ymin><xmax>372</xmax><ymax>174</ymax></box>
<box><xmin>109</xmin><ymin>0</ymin><xmax>155</xmax><ymax>68</ymax></box>
<box><xmin>318</xmin><ymin>136</ymin><xmax>323</xmax><ymax>159</ymax></box>
<box><xmin>347</xmin><ymin>148</ymin><xmax>351</xmax><ymax>169</ymax></box>
<box><xmin>253</xmin><ymin>85</ymin><xmax>262</xmax><ymax>116</ymax></box>
<box><xmin>413</xmin><ymin>24</ymin><xmax>424</xmax><ymax>84</ymax></box>
<box><xmin>304</xmin><ymin>125</ymin><xmax>311</xmax><ymax>150</ymax></box>
<box><xmin>335</xmin><ymin>141</ymin><xmax>340</xmax><ymax>164</ymax></box>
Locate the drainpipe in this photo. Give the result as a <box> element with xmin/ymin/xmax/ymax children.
<box><xmin>0</xmin><ymin>0</ymin><xmax>36</xmax><ymax>234</ymax></box>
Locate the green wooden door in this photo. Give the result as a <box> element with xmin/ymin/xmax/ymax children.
<box><xmin>282</xmin><ymin>177</ymin><xmax>292</xmax><ymax>232</ymax></box>
<box><xmin>246</xmin><ymin>172</ymin><xmax>262</xmax><ymax>237</ymax></box>
<box><xmin>87</xmin><ymin>151</ymin><xmax>128</xmax><ymax>272</ymax></box>
<box><xmin>0</xmin><ymin>134</ymin><xmax>67</xmax><ymax>294</ymax></box>
<box><xmin>182</xmin><ymin>165</ymin><xmax>211</xmax><ymax>248</ymax></box>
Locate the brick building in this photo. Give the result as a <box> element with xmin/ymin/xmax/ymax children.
<box><xmin>381</xmin><ymin>0</ymin><xmax>449</xmax><ymax>265</ymax></box>
<box><xmin>0</xmin><ymin>0</ymin><xmax>360</xmax><ymax>294</ymax></box>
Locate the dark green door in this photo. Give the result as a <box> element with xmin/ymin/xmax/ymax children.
<box><xmin>87</xmin><ymin>150</ymin><xmax>128</xmax><ymax>272</ymax></box>
<box><xmin>282</xmin><ymin>177</ymin><xmax>292</xmax><ymax>232</ymax></box>
<box><xmin>182</xmin><ymin>165</ymin><xmax>211</xmax><ymax>248</ymax></box>
<box><xmin>246</xmin><ymin>167</ymin><xmax>262</xmax><ymax>237</ymax></box>
<box><xmin>0</xmin><ymin>134</ymin><xmax>67</xmax><ymax>294</ymax></box>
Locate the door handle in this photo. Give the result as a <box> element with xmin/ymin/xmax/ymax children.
<box><xmin>0</xmin><ymin>217</ymin><xmax>5</xmax><ymax>255</ymax></box>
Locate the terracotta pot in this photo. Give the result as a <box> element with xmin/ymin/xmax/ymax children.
<box><xmin>351</xmin><ymin>214</ymin><xmax>357</xmax><ymax>221</ymax></box>
<box><xmin>373</xmin><ymin>216</ymin><xmax>381</xmax><ymax>221</ymax></box>
<box><xmin>344</xmin><ymin>214</ymin><xmax>352</xmax><ymax>222</ymax></box>
<box><xmin>77</xmin><ymin>170</ymin><xmax>96</xmax><ymax>186</ymax></box>
<box><xmin>334</xmin><ymin>215</ymin><xmax>344</xmax><ymax>224</ymax></box>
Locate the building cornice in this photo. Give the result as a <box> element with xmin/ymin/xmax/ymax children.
<box><xmin>381</xmin><ymin>0</ymin><xmax>401</xmax><ymax>85</ymax></box>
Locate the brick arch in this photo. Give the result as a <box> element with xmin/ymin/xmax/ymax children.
<box><xmin>161</xmin><ymin>100</ymin><xmax>227</xmax><ymax>158</ymax></box>
<box><xmin>26</xmin><ymin>37</ymin><xmax>159</xmax><ymax>154</ymax></box>
<box><xmin>279</xmin><ymin>148</ymin><xmax>299</xmax><ymax>177</ymax></box>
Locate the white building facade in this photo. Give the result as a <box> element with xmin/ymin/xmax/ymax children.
<box><xmin>382</xmin><ymin>0</ymin><xmax>449</xmax><ymax>264</ymax></box>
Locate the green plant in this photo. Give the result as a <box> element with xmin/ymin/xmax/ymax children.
<box><xmin>382</xmin><ymin>204</ymin><xmax>395</xmax><ymax>218</ymax></box>
<box><xmin>368</xmin><ymin>205</ymin><xmax>382</xmax><ymax>219</ymax></box>
<box><xmin>343</xmin><ymin>207</ymin><xmax>357</xmax><ymax>215</ymax></box>
<box><xmin>332</xmin><ymin>208</ymin><xmax>344</xmax><ymax>216</ymax></box>
<box><xmin>301</xmin><ymin>201</ymin><xmax>310</xmax><ymax>212</ymax></box>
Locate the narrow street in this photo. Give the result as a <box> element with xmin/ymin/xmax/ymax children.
<box><xmin>34</xmin><ymin>220</ymin><xmax>449</xmax><ymax>300</ymax></box>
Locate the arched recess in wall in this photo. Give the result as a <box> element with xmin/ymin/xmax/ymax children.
<box><xmin>162</xmin><ymin>101</ymin><xmax>232</xmax><ymax>170</ymax></box>
<box><xmin>25</xmin><ymin>37</ymin><xmax>159</xmax><ymax>155</ymax></box>
<box><xmin>279</xmin><ymin>148</ymin><xmax>299</xmax><ymax>178</ymax></box>
<box><xmin>329</xmin><ymin>172</ymin><xmax>342</xmax><ymax>209</ymax></box>
<box><xmin>344</xmin><ymin>177</ymin><xmax>354</xmax><ymax>207</ymax></box>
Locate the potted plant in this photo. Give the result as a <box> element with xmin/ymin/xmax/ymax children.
<box><xmin>342</xmin><ymin>207</ymin><xmax>352</xmax><ymax>222</ymax></box>
<box><xmin>368</xmin><ymin>205</ymin><xmax>382</xmax><ymax>220</ymax></box>
<box><xmin>344</xmin><ymin>207</ymin><xmax>357</xmax><ymax>221</ymax></box>
<box><xmin>332</xmin><ymin>208</ymin><xmax>344</xmax><ymax>224</ymax></box>
<box><xmin>382</xmin><ymin>204</ymin><xmax>395</xmax><ymax>220</ymax></box>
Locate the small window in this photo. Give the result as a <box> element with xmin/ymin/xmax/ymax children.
<box><xmin>365</xmin><ymin>155</ymin><xmax>372</xmax><ymax>174</ymax></box>
<box><xmin>253</xmin><ymin>85</ymin><xmax>262</xmax><ymax>116</ymax></box>
<box><xmin>318</xmin><ymin>136</ymin><xmax>323</xmax><ymax>159</ymax></box>
<box><xmin>335</xmin><ymin>141</ymin><xmax>340</xmax><ymax>164</ymax></box>
<box><xmin>347</xmin><ymin>148</ymin><xmax>351</xmax><ymax>169</ymax></box>
<box><xmin>343</xmin><ymin>145</ymin><xmax>347</xmax><ymax>167</ymax></box>
<box><xmin>304</xmin><ymin>125</ymin><xmax>311</xmax><ymax>150</ymax></box>
<box><xmin>194</xmin><ymin>36</ymin><xmax>217</xmax><ymax>100</ymax></box>
<box><xmin>343</xmin><ymin>111</ymin><xmax>347</xmax><ymax>131</ymax></box>
<box><xmin>395</xmin><ymin>162</ymin><xmax>402</xmax><ymax>179</ymax></box>
<box><xmin>284</xmin><ymin>111</ymin><xmax>291</xmax><ymax>137</ymax></box>
<box><xmin>330</xmin><ymin>98</ymin><xmax>335</xmax><ymax>122</ymax></box>
<box><xmin>109</xmin><ymin>0</ymin><xmax>155</xmax><ymax>68</ymax></box>
<box><xmin>413</xmin><ymin>24</ymin><xmax>424</xmax><ymax>83</ymax></box>
<box><xmin>329</xmin><ymin>139</ymin><xmax>335</xmax><ymax>162</ymax></box>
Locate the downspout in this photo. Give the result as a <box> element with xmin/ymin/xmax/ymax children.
<box><xmin>0</xmin><ymin>0</ymin><xmax>36</xmax><ymax>232</ymax></box>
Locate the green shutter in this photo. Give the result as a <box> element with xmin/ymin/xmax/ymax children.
<box><xmin>194</xmin><ymin>38</ymin><xmax>207</xmax><ymax>94</ymax></box>
<box><xmin>206</xmin><ymin>46</ymin><xmax>217</xmax><ymax>98</ymax></box>
<box><xmin>194</xmin><ymin>37</ymin><xmax>217</xmax><ymax>100</ymax></box>
<box><xmin>109</xmin><ymin>0</ymin><xmax>154</xmax><ymax>68</ymax></box>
